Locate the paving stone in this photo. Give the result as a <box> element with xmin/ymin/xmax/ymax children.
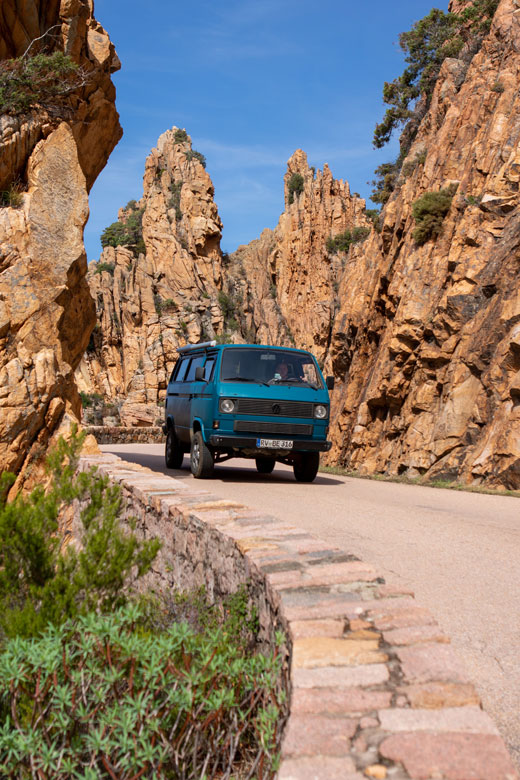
<box><xmin>291</xmin><ymin>687</ymin><xmax>392</xmax><ymax>714</ymax></box>
<box><xmin>399</xmin><ymin>682</ymin><xmax>480</xmax><ymax>709</ymax></box>
<box><xmin>397</xmin><ymin>643</ymin><xmax>473</xmax><ymax>684</ymax></box>
<box><xmin>278</xmin><ymin>755</ymin><xmax>363</xmax><ymax>780</ymax></box>
<box><xmin>382</xmin><ymin>623</ymin><xmax>449</xmax><ymax>646</ymax></box>
<box><xmin>293</xmin><ymin>637</ymin><xmax>387</xmax><ymax>669</ymax></box>
<box><xmin>268</xmin><ymin>563</ymin><xmax>379</xmax><ymax>589</ymax></box>
<box><xmin>281</xmin><ymin>714</ymin><xmax>358</xmax><ymax>757</ymax></box>
<box><xmin>289</xmin><ymin>618</ymin><xmax>345</xmax><ymax>638</ymax></box>
<box><xmin>379</xmin><ymin>733</ymin><xmax>518</xmax><ymax>779</ymax></box>
<box><xmin>367</xmin><ymin>602</ymin><xmax>433</xmax><ymax>629</ymax></box>
<box><xmin>378</xmin><ymin>706</ymin><xmax>498</xmax><ymax>734</ymax></box>
<box><xmin>282</xmin><ymin>593</ymin><xmax>365</xmax><ymax>622</ymax></box>
<box><xmin>293</xmin><ymin>664</ymin><xmax>390</xmax><ymax>689</ymax></box>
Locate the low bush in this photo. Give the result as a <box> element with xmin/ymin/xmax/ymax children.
<box><xmin>412</xmin><ymin>186</ymin><xmax>456</xmax><ymax>245</ymax></box>
<box><xmin>174</xmin><ymin>128</ymin><xmax>189</xmax><ymax>143</ymax></box>
<box><xmin>168</xmin><ymin>180</ymin><xmax>183</xmax><ymax>220</ymax></box>
<box><xmin>287</xmin><ymin>173</ymin><xmax>304</xmax><ymax>205</ymax></box>
<box><xmin>100</xmin><ymin>207</ymin><xmax>145</xmax><ymax>257</ymax></box>
<box><xmin>0</xmin><ymin>181</ymin><xmax>24</xmax><ymax>208</ymax></box>
<box><xmin>0</xmin><ymin>427</ymin><xmax>160</xmax><ymax>642</ymax></box>
<box><xmin>185</xmin><ymin>149</ymin><xmax>206</xmax><ymax>168</ymax></box>
<box><xmin>0</xmin><ymin>604</ymin><xmax>284</xmax><ymax>779</ymax></box>
<box><xmin>0</xmin><ymin>51</ymin><xmax>85</xmax><ymax>116</ymax></box>
<box><xmin>326</xmin><ymin>225</ymin><xmax>371</xmax><ymax>254</ymax></box>
<box><xmin>95</xmin><ymin>261</ymin><xmax>115</xmax><ymax>275</ymax></box>
<box><xmin>79</xmin><ymin>391</ymin><xmax>103</xmax><ymax>407</ymax></box>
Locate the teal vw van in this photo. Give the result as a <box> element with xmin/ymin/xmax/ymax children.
<box><xmin>163</xmin><ymin>342</ymin><xmax>334</xmax><ymax>482</ymax></box>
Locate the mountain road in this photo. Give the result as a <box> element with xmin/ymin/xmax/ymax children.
<box><xmin>101</xmin><ymin>443</ymin><xmax>520</xmax><ymax>768</ymax></box>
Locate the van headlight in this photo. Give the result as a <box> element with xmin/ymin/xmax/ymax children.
<box><xmin>219</xmin><ymin>398</ymin><xmax>236</xmax><ymax>413</ymax></box>
<box><xmin>314</xmin><ymin>404</ymin><xmax>328</xmax><ymax>419</ymax></box>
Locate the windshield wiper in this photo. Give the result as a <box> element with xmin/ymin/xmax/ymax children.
<box><xmin>223</xmin><ymin>376</ymin><xmax>270</xmax><ymax>387</ymax></box>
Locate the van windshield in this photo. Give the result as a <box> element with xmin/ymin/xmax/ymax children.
<box><xmin>221</xmin><ymin>348</ymin><xmax>323</xmax><ymax>389</ymax></box>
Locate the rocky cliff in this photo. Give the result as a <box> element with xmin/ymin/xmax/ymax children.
<box><xmin>224</xmin><ymin>0</ymin><xmax>520</xmax><ymax>489</ymax></box>
<box><xmin>77</xmin><ymin>128</ymin><xmax>225</xmax><ymax>426</ymax></box>
<box><xmin>0</xmin><ymin>0</ymin><xmax>121</xmax><ymax>486</ymax></box>
<box><xmin>225</xmin><ymin>150</ymin><xmax>370</xmax><ymax>363</ymax></box>
<box><xmin>318</xmin><ymin>0</ymin><xmax>520</xmax><ymax>488</ymax></box>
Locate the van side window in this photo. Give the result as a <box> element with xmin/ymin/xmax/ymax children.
<box><xmin>204</xmin><ymin>357</ymin><xmax>215</xmax><ymax>381</ymax></box>
<box><xmin>174</xmin><ymin>357</ymin><xmax>190</xmax><ymax>383</ymax></box>
<box><xmin>185</xmin><ymin>355</ymin><xmax>204</xmax><ymax>382</ymax></box>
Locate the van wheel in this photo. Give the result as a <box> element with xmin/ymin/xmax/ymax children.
<box><xmin>165</xmin><ymin>427</ymin><xmax>183</xmax><ymax>469</ymax></box>
<box><xmin>190</xmin><ymin>431</ymin><xmax>214</xmax><ymax>478</ymax></box>
<box><xmin>255</xmin><ymin>457</ymin><xmax>275</xmax><ymax>474</ymax></box>
<box><xmin>293</xmin><ymin>452</ymin><xmax>320</xmax><ymax>483</ymax></box>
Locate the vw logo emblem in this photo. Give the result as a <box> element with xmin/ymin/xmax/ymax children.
<box><xmin>272</xmin><ymin>403</ymin><xmax>281</xmax><ymax>414</ymax></box>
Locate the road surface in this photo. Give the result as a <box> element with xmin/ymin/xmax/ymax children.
<box><xmin>102</xmin><ymin>443</ymin><xmax>520</xmax><ymax>767</ymax></box>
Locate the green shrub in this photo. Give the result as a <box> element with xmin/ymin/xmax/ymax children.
<box><xmin>491</xmin><ymin>80</ymin><xmax>504</xmax><ymax>93</ymax></box>
<box><xmin>326</xmin><ymin>226</ymin><xmax>370</xmax><ymax>254</ymax></box>
<box><xmin>0</xmin><ymin>604</ymin><xmax>284</xmax><ymax>779</ymax></box>
<box><xmin>174</xmin><ymin>128</ymin><xmax>189</xmax><ymax>143</ymax></box>
<box><xmin>0</xmin><ymin>51</ymin><xmax>84</xmax><ymax>116</ymax></box>
<box><xmin>0</xmin><ymin>181</ymin><xmax>24</xmax><ymax>208</ymax></box>
<box><xmin>370</xmin><ymin>159</ymin><xmax>401</xmax><ymax>205</ymax></box>
<box><xmin>185</xmin><ymin>149</ymin><xmax>206</xmax><ymax>168</ymax></box>
<box><xmin>0</xmin><ymin>428</ymin><xmax>160</xmax><ymax>642</ymax></box>
<box><xmin>95</xmin><ymin>261</ymin><xmax>115</xmax><ymax>275</ymax></box>
<box><xmin>287</xmin><ymin>173</ymin><xmax>304</xmax><ymax>205</ymax></box>
<box><xmin>100</xmin><ymin>207</ymin><xmax>145</xmax><ymax>257</ymax></box>
<box><xmin>79</xmin><ymin>391</ymin><xmax>103</xmax><ymax>407</ymax></box>
<box><xmin>154</xmin><ymin>295</ymin><xmax>177</xmax><ymax>316</ymax></box>
<box><xmin>168</xmin><ymin>180</ymin><xmax>183</xmax><ymax>220</ymax></box>
<box><xmin>412</xmin><ymin>186</ymin><xmax>456</xmax><ymax>245</ymax></box>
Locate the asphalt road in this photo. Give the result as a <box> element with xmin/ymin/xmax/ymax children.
<box><xmin>102</xmin><ymin>443</ymin><xmax>520</xmax><ymax>767</ymax></box>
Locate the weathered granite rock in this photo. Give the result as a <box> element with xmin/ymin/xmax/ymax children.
<box><xmin>0</xmin><ymin>0</ymin><xmax>121</xmax><ymax>191</ymax></box>
<box><xmin>321</xmin><ymin>0</ymin><xmax>520</xmax><ymax>489</ymax></box>
<box><xmin>227</xmin><ymin>149</ymin><xmax>370</xmax><ymax>363</ymax></box>
<box><xmin>0</xmin><ymin>0</ymin><xmax>121</xmax><ymax>487</ymax></box>
<box><xmin>77</xmin><ymin>128</ymin><xmax>225</xmax><ymax>413</ymax></box>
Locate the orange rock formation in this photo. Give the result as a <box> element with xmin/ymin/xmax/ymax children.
<box><xmin>0</xmin><ymin>0</ymin><xmax>121</xmax><ymax>485</ymax></box>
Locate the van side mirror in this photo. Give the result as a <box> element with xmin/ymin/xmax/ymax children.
<box><xmin>326</xmin><ymin>376</ymin><xmax>335</xmax><ymax>390</ymax></box>
<box><xmin>194</xmin><ymin>366</ymin><xmax>206</xmax><ymax>382</ymax></box>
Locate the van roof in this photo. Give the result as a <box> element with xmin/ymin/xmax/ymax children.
<box><xmin>177</xmin><ymin>342</ymin><xmax>311</xmax><ymax>355</ymax></box>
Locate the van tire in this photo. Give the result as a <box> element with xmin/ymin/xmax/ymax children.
<box><xmin>293</xmin><ymin>452</ymin><xmax>320</xmax><ymax>483</ymax></box>
<box><xmin>255</xmin><ymin>457</ymin><xmax>275</xmax><ymax>474</ymax></box>
<box><xmin>190</xmin><ymin>431</ymin><xmax>214</xmax><ymax>478</ymax></box>
<box><xmin>165</xmin><ymin>427</ymin><xmax>184</xmax><ymax>469</ymax></box>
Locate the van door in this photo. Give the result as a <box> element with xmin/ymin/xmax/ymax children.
<box><xmin>166</xmin><ymin>355</ymin><xmax>193</xmax><ymax>443</ymax></box>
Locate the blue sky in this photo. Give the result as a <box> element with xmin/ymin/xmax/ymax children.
<box><xmin>85</xmin><ymin>0</ymin><xmax>445</xmax><ymax>261</ymax></box>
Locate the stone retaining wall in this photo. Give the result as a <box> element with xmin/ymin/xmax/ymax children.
<box><xmin>85</xmin><ymin>426</ymin><xmax>164</xmax><ymax>444</ymax></box>
<box><xmin>78</xmin><ymin>452</ymin><xmax>518</xmax><ymax>780</ymax></box>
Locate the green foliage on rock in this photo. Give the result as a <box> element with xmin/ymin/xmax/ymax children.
<box><xmin>100</xmin><ymin>206</ymin><xmax>145</xmax><ymax>257</ymax></box>
<box><xmin>287</xmin><ymin>173</ymin><xmax>304</xmax><ymax>205</ymax></box>
<box><xmin>0</xmin><ymin>428</ymin><xmax>161</xmax><ymax>642</ymax></box>
<box><xmin>0</xmin><ymin>603</ymin><xmax>284</xmax><ymax>779</ymax></box>
<box><xmin>174</xmin><ymin>128</ymin><xmax>189</xmax><ymax>143</ymax></box>
<box><xmin>185</xmin><ymin>149</ymin><xmax>206</xmax><ymax>168</ymax></box>
<box><xmin>371</xmin><ymin>0</ymin><xmax>498</xmax><ymax>204</ymax></box>
<box><xmin>0</xmin><ymin>51</ymin><xmax>82</xmax><ymax>116</ymax></box>
<box><xmin>412</xmin><ymin>186</ymin><xmax>456</xmax><ymax>245</ymax></box>
<box><xmin>95</xmin><ymin>261</ymin><xmax>115</xmax><ymax>275</ymax></box>
<box><xmin>168</xmin><ymin>180</ymin><xmax>183</xmax><ymax>220</ymax></box>
<box><xmin>0</xmin><ymin>181</ymin><xmax>24</xmax><ymax>208</ymax></box>
<box><xmin>373</xmin><ymin>1</ymin><xmax>498</xmax><ymax>150</ymax></box>
<box><xmin>326</xmin><ymin>226</ymin><xmax>371</xmax><ymax>254</ymax></box>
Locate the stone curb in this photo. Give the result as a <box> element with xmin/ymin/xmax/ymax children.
<box><xmin>78</xmin><ymin>453</ymin><xmax>518</xmax><ymax>780</ymax></box>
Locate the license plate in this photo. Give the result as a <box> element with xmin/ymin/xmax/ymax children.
<box><xmin>257</xmin><ymin>438</ymin><xmax>293</xmax><ymax>449</ymax></box>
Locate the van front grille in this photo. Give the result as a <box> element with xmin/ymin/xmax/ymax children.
<box><xmin>235</xmin><ymin>399</ymin><xmax>314</xmax><ymax>418</ymax></box>
<box><xmin>234</xmin><ymin>420</ymin><xmax>313</xmax><ymax>436</ymax></box>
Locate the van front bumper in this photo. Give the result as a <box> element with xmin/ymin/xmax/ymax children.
<box><xmin>208</xmin><ymin>434</ymin><xmax>331</xmax><ymax>452</ymax></box>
